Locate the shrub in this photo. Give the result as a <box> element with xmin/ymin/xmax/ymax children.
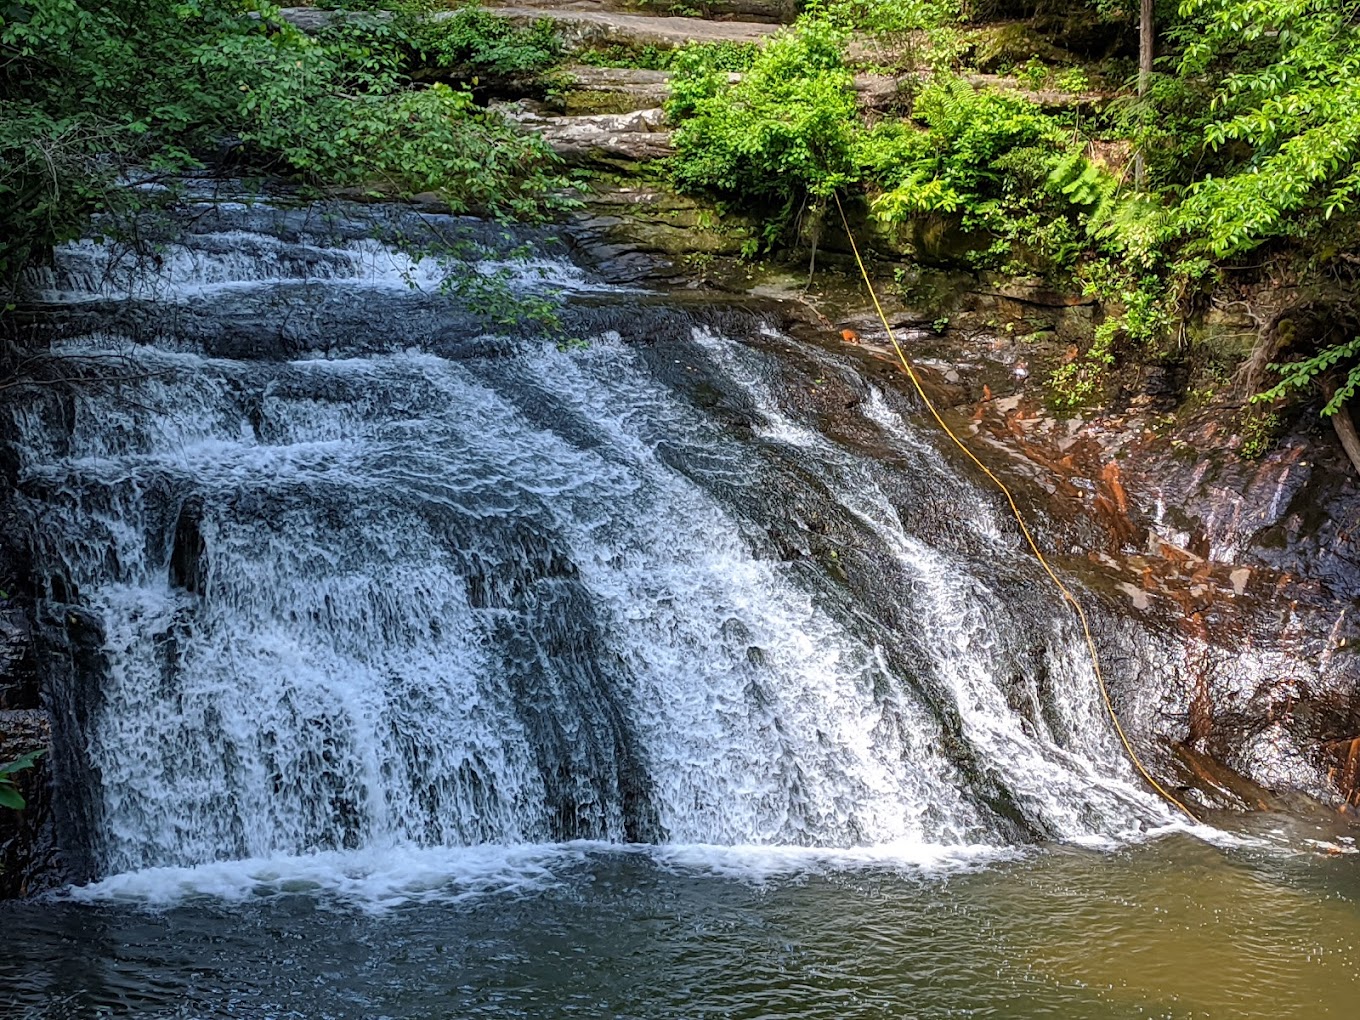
<box><xmin>0</xmin><ymin>1</ymin><xmax>571</xmax><ymax>290</ymax></box>
<box><xmin>576</xmin><ymin>40</ymin><xmax>756</xmax><ymax>72</ymax></box>
<box><xmin>864</xmin><ymin>77</ymin><xmax>1072</xmax><ymax>267</ymax></box>
<box><xmin>802</xmin><ymin>0</ymin><xmax>961</xmax><ymax>69</ymax></box>
<box><xmin>404</xmin><ymin>3</ymin><xmax>562</xmax><ymax>77</ymax></box>
<box><xmin>667</xmin><ymin>19</ymin><xmax>859</xmax><ymax>223</ymax></box>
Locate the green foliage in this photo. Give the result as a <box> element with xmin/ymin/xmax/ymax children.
<box><xmin>655</xmin><ymin>0</ymin><xmax>1360</xmax><ymax>423</ymax></box>
<box><xmin>672</xmin><ymin>38</ymin><xmax>759</xmax><ymax>72</ymax></box>
<box><xmin>0</xmin><ymin>1</ymin><xmax>571</xmax><ymax>290</ymax></box>
<box><xmin>864</xmin><ymin>78</ymin><xmax>1091</xmax><ymax>274</ymax></box>
<box><xmin>804</xmin><ymin>0</ymin><xmax>959</xmax><ymax>34</ymax></box>
<box><xmin>803</xmin><ymin>0</ymin><xmax>961</xmax><ymax>69</ymax></box>
<box><xmin>1171</xmin><ymin>0</ymin><xmax>1360</xmax><ymax>257</ymax></box>
<box><xmin>1017</xmin><ymin>56</ymin><xmax>1049</xmax><ymax>89</ymax></box>
<box><xmin>1110</xmin><ymin>1</ymin><xmax>1360</xmax><ymax>418</ymax></box>
<box><xmin>668</xmin><ymin>19</ymin><xmax>859</xmax><ymax>217</ymax></box>
<box><xmin>1254</xmin><ymin>336</ymin><xmax>1360</xmax><ymax>415</ymax></box>
<box><xmin>575</xmin><ymin>40</ymin><xmax>756</xmax><ymax>73</ymax></box>
<box><xmin>402</xmin><ymin>3</ymin><xmax>562</xmax><ymax>77</ymax></box>
<box><xmin>1042</xmin><ymin>0</ymin><xmax>1360</xmax><ymax>414</ymax></box>
<box><xmin>1042</xmin><ymin>188</ymin><xmax>1180</xmax><ymax>410</ymax></box>
<box><xmin>865</xmin><ymin>78</ymin><xmax>1065</xmax><ymax>226</ymax></box>
<box><xmin>0</xmin><ymin>750</ymin><xmax>43</xmax><ymax>811</ymax></box>
<box><xmin>1055</xmin><ymin>67</ymin><xmax>1091</xmax><ymax>93</ymax></box>
<box><xmin>1047</xmin><ymin>151</ymin><xmax>1114</xmax><ymax>212</ymax></box>
<box><xmin>665</xmin><ymin>13</ymin><xmax>1100</xmax><ymax>270</ymax></box>
<box><xmin>574</xmin><ymin>43</ymin><xmax>673</xmax><ymax>70</ymax></box>
<box><xmin>1238</xmin><ymin>407</ymin><xmax>1283</xmax><ymax>457</ymax></box>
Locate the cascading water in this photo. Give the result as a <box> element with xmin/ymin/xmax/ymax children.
<box><xmin>8</xmin><ymin>198</ymin><xmax>1178</xmax><ymax>897</ymax></box>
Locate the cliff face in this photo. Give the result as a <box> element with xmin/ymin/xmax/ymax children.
<box><xmin>0</xmin><ymin>471</ymin><xmax>58</xmax><ymax>897</ymax></box>
<box><xmin>757</xmin><ymin>267</ymin><xmax>1359</xmax><ymax>814</ymax></box>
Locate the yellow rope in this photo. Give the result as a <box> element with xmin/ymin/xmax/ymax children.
<box><xmin>831</xmin><ymin>192</ymin><xmax>1197</xmax><ymax>824</ymax></box>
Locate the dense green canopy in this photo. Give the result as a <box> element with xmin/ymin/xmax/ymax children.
<box><xmin>6</xmin><ymin>0</ymin><xmax>1360</xmax><ymax>424</ymax></box>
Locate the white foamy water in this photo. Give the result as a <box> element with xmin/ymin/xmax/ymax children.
<box><xmin>19</xmin><ymin>335</ymin><xmax>987</xmax><ymax>872</ymax></box>
<box><xmin>689</xmin><ymin>329</ymin><xmax>1174</xmax><ymax>836</ymax></box>
<box><xmin>24</xmin><ymin>233</ymin><xmax>619</xmax><ymax>302</ymax></box>
<box><xmin>10</xmin><ymin>222</ymin><xmax>1218</xmax><ymax>909</ymax></box>
<box><xmin>65</xmin><ymin>839</ymin><xmax>1018</xmax><ymax>912</ymax></box>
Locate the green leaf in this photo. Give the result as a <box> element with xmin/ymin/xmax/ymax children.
<box><xmin>0</xmin><ymin>749</ymin><xmax>44</xmax><ymax>776</ymax></box>
<box><xmin>0</xmin><ymin>784</ymin><xmax>26</xmax><ymax>810</ymax></box>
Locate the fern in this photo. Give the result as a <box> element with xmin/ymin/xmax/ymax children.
<box><xmin>866</xmin><ymin>77</ymin><xmax>1066</xmax><ymax>244</ymax></box>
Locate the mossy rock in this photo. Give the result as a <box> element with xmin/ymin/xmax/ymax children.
<box><xmin>579</xmin><ymin>182</ymin><xmax>758</xmax><ymax>260</ymax></box>
<box><xmin>872</xmin><ymin>212</ymin><xmax>992</xmax><ymax>267</ymax></box>
<box><xmin>1186</xmin><ymin>309</ymin><xmax>1261</xmax><ymax>365</ymax></box>
<box><xmin>1028</xmin><ymin>13</ymin><xmax>1132</xmax><ymax>60</ymax></box>
<box><xmin>966</xmin><ymin>22</ymin><xmax>1080</xmax><ymax>73</ymax></box>
<box><xmin>557</xmin><ymin>89</ymin><xmax>658</xmax><ymax>116</ymax></box>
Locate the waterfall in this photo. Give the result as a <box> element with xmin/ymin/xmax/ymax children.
<box><xmin>7</xmin><ymin>201</ymin><xmax>1175</xmax><ymax>892</ymax></box>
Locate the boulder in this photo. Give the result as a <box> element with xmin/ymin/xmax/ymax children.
<box><xmin>484</xmin><ymin>6</ymin><xmax>778</xmax><ymax>49</ymax></box>
<box><xmin>495</xmin><ymin>103</ymin><xmax>674</xmax><ymax>167</ymax></box>
<box><xmin>557</xmin><ymin>66</ymin><xmax>673</xmax><ymax>115</ymax></box>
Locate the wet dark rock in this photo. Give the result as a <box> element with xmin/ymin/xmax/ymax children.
<box><xmin>0</xmin><ymin>609</ymin><xmax>39</xmax><ymax>711</ymax></box>
<box><xmin>170</xmin><ymin>498</ymin><xmax>209</xmax><ymax>596</ymax></box>
<box><xmin>456</xmin><ymin>517</ymin><xmax>661</xmax><ymax>844</ymax></box>
<box><xmin>1</xmin><ymin>478</ymin><xmax>113</xmax><ymax>896</ymax></box>
<box><xmin>0</xmin><ymin>442</ymin><xmax>61</xmax><ymax>896</ymax></box>
<box><xmin>882</xmin><ymin>316</ymin><xmax>1360</xmax><ymax>808</ymax></box>
<box><xmin>1169</xmin><ymin>744</ymin><xmax>1281</xmax><ymax>813</ymax></box>
<box><xmin>0</xmin><ymin>708</ymin><xmax>56</xmax><ymax>898</ymax></box>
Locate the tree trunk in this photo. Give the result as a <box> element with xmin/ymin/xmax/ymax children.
<box><xmin>1134</xmin><ymin>0</ymin><xmax>1155</xmax><ymax>190</ymax></box>
<box><xmin>1139</xmin><ymin>0</ymin><xmax>1155</xmax><ymax>90</ymax></box>
<box><xmin>1330</xmin><ymin>406</ymin><xmax>1360</xmax><ymax>477</ymax></box>
<box><xmin>1321</xmin><ymin>380</ymin><xmax>1360</xmax><ymax>476</ymax></box>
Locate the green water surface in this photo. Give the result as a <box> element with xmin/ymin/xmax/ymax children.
<box><xmin>2</xmin><ymin>827</ymin><xmax>1357</xmax><ymax>1019</ymax></box>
